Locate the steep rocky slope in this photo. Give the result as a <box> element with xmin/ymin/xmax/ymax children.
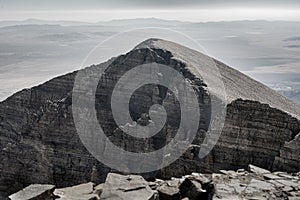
<box><xmin>0</xmin><ymin>39</ymin><xmax>300</xmax><ymax>198</ymax></box>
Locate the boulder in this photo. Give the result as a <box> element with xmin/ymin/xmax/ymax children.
<box><xmin>157</xmin><ymin>184</ymin><xmax>180</xmax><ymax>200</ymax></box>
<box><xmin>179</xmin><ymin>176</ymin><xmax>214</xmax><ymax>200</ymax></box>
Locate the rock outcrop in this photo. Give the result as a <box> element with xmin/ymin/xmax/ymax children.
<box><xmin>1</xmin><ymin>38</ymin><xmax>300</xmax><ymax>198</ymax></box>
<box><xmin>8</xmin><ymin>165</ymin><xmax>300</xmax><ymax>200</ymax></box>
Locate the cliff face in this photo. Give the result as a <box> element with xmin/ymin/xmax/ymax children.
<box><xmin>0</xmin><ymin>39</ymin><xmax>299</xmax><ymax>197</ymax></box>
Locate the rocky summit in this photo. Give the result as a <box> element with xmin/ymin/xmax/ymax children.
<box><xmin>1</xmin><ymin>38</ymin><xmax>300</xmax><ymax>198</ymax></box>
<box><xmin>8</xmin><ymin>164</ymin><xmax>300</xmax><ymax>200</ymax></box>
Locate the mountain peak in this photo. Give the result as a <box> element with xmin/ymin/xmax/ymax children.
<box><xmin>0</xmin><ymin>39</ymin><xmax>300</xmax><ymax>198</ymax></box>
<box><xmin>134</xmin><ymin>38</ymin><xmax>300</xmax><ymax>119</ymax></box>
<box><xmin>134</xmin><ymin>38</ymin><xmax>170</xmax><ymax>50</ymax></box>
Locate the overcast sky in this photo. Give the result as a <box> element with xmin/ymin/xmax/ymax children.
<box><xmin>0</xmin><ymin>0</ymin><xmax>299</xmax><ymax>22</ymax></box>
<box><xmin>1</xmin><ymin>0</ymin><xmax>300</xmax><ymax>9</ymax></box>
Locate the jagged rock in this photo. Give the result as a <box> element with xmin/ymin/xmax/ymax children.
<box><xmin>1</xmin><ymin>38</ymin><xmax>300</xmax><ymax>198</ymax></box>
<box><xmin>179</xmin><ymin>178</ymin><xmax>205</xmax><ymax>200</ymax></box>
<box><xmin>8</xmin><ymin>184</ymin><xmax>55</xmax><ymax>200</ymax></box>
<box><xmin>157</xmin><ymin>184</ymin><xmax>180</xmax><ymax>200</ymax></box>
<box><xmin>100</xmin><ymin>173</ymin><xmax>158</xmax><ymax>200</ymax></box>
<box><xmin>179</xmin><ymin>176</ymin><xmax>214</xmax><ymax>200</ymax></box>
<box><xmin>54</xmin><ymin>182</ymin><xmax>98</xmax><ymax>200</ymax></box>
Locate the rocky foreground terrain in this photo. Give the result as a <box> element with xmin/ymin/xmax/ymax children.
<box><xmin>9</xmin><ymin>164</ymin><xmax>300</xmax><ymax>200</ymax></box>
<box><xmin>1</xmin><ymin>38</ymin><xmax>300</xmax><ymax>198</ymax></box>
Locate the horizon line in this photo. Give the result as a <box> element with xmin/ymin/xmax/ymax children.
<box><xmin>1</xmin><ymin>8</ymin><xmax>300</xmax><ymax>23</ymax></box>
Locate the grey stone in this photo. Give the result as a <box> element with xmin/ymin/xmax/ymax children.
<box><xmin>263</xmin><ymin>173</ymin><xmax>282</xmax><ymax>180</ymax></box>
<box><xmin>54</xmin><ymin>182</ymin><xmax>98</xmax><ymax>200</ymax></box>
<box><xmin>219</xmin><ymin>170</ymin><xmax>238</xmax><ymax>179</ymax></box>
<box><xmin>275</xmin><ymin>179</ymin><xmax>299</xmax><ymax>188</ymax></box>
<box><xmin>157</xmin><ymin>184</ymin><xmax>180</xmax><ymax>200</ymax></box>
<box><xmin>277</xmin><ymin>173</ymin><xmax>296</xmax><ymax>180</ymax></box>
<box><xmin>248</xmin><ymin>164</ymin><xmax>271</xmax><ymax>174</ymax></box>
<box><xmin>100</xmin><ymin>173</ymin><xmax>158</xmax><ymax>200</ymax></box>
<box><xmin>179</xmin><ymin>177</ymin><xmax>214</xmax><ymax>200</ymax></box>
<box><xmin>212</xmin><ymin>173</ymin><xmax>224</xmax><ymax>183</ymax></box>
<box><xmin>213</xmin><ymin>167</ymin><xmax>300</xmax><ymax>200</ymax></box>
<box><xmin>289</xmin><ymin>197</ymin><xmax>300</xmax><ymax>200</ymax></box>
<box><xmin>9</xmin><ymin>184</ymin><xmax>55</xmax><ymax>200</ymax></box>
<box><xmin>244</xmin><ymin>179</ymin><xmax>275</xmax><ymax>192</ymax></box>
<box><xmin>148</xmin><ymin>182</ymin><xmax>158</xmax><ymax>190</ymax></box>
<box><xmin>93</xmin><ymin>183</ymin><xmax>104</xmax><ymax>195</ymax></box>
<box><xmin>9</xmin><ymin>169</ymin><xmax>300</xmax><ymax>200</ymax></box>
<box><xmin>282</xmin><ymin>186</ymin><xmax>293</xmax><ymax>192</ymax></box>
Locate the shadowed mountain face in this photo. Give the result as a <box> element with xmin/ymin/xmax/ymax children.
<box><xmin>0</xmin><ymin>39</ymin><xmax>299</xmax><ymax>197</ymax></box>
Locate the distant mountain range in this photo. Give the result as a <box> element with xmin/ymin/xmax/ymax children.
<box><xmin>0</xmin><ymin>18</ymin><xmax>185</xmax><ymax>27</ymax></box>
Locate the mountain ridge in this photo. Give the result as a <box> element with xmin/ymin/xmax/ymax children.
<box><xmin>135</xmin><ymin>38</ymin><xmax>300</xmax><ymax>118</ymax></box>
<box><xmin>0</xmin><ymin>38</ymin><xmax>299</xmax><ymax>197</ymax></box>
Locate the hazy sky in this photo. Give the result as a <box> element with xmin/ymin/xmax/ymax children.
<box><xmin>1</xmin><ymin>0</ymin><xmax>300</xmax><ymax>9</ymax></box>
<box><xmin>0</xmin><ymin>0</ymin><xmax>300</xmax><ymax>22</ymax></box>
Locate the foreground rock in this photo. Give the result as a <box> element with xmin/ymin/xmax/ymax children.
<box><xmin>1</xmin><ymin>39</ymin><xmax>300</xmax><ymax>197</ymax></box>
<box><xmin>156</xmin><ymin>181</ymin><xmax>180</xmax><ymax>200</ymax></box>
<box><xmin>178</xmin><ymin>173</ymin><xmax>214</xmax><ymax>200</ymax></box>
<box><xmin>100</xmin><ymin>173</ymin><xmax>158</xmax><ymax>200</ymax></box>
<box><xmin>9</xmin><ymin>184</ymin><xmax>55</xmax><ymax>200</ymax></box>
<box><xmin>214</xmin><ymin>165</ymin><xmax>300</xmax><ymax>200</ymax></box>
<box><xmin>9</xmin><ymin>172</ymin><xmax>212</xmax><ymax>200</ymax></box>
<box><xmin>54</xmin><ymin>182</ymin><xmax>98</xmax><ymax>200</ymax></box>
<box><xmin>9</xmin><ymin>165</ymin><xmax>300</xmax><ymax>200</ymax></box>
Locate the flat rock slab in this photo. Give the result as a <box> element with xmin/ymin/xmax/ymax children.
<box><xmin>263</xmin><ymin>173</ymin><xmax>282</xmax><ymax>180</ymax></box>
<box><xmin>54</xmin><ymin>182</ymin><xmax>98</xmax><ymax>200</ymax></box>
<box><xmin>276</xmin><ymin>173</ymin><xmax>297</xmax><ymax>180</ymax></box>
<box><xmin>100</xmin><ymin>173</ymin><xmax>158</xmax><ymax>200</ymax></box>
<box><xmin>248</xmin><ymin>164</ymin><xmax>271</xmax><ymax>174</ymax></box>
<box><xmin>244</xmin><ymin>179</ymin><xmax>275</xmax><ymax>193</ymax></box>
<box><xmin>9</xmin><ymin>184</ymin><xmax>55</xmax><ymax>200</ymax></box>
<box><xmin>219</xmin><ymin>170</ymin><xmax>238</xmax><ymax>178</ymax></box>
<box><xmin>275</xmin><ymin>179</ymin><xmax>299</xmax><ymax>188</ymax></box>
